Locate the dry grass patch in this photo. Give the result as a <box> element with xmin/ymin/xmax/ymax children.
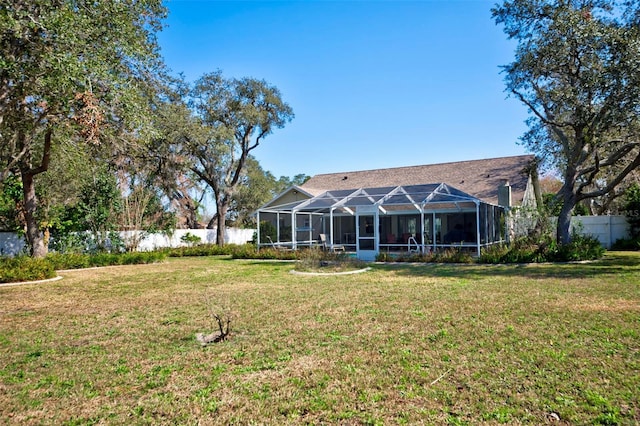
<box><xmin>0</xmin><ymin>253</ymin><xmax>639</xmax><ymax>424</ymax></box>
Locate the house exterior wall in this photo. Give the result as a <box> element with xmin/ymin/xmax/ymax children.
<box><xmin>266</xmin><ymin>189</ymin><xmax>311</xmax><ymax>208</ymax></box>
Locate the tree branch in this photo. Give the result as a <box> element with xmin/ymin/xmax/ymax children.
<box><xmin>22</xmin><ymin>127</ymin><xmax>52</xmax><ymax>177</ymax></box>
<box><xmin>578</xmin><ymin>151</ymin><xmax>640</xmax><ymax>200</ymax></box>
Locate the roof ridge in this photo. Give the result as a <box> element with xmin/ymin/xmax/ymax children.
<box><xmin>309</xmin><ymin>154</ymin><xmax>534</xmax><ymax>177</ymax></box>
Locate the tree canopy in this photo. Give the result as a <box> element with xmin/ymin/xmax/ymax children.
<box><xmin>0</xmin><ymin>0</ymin><xmax>167</xmax><ymax>256</ymax></box>
<box><xmin>492</xmin><ymin>0</ymin><xmax>640</xmax><ymax>244</ymax></box>
<box><xmin>184</xmin><ymin>71</ymin><xmax>294</xmax><ymax>245</ymax></box>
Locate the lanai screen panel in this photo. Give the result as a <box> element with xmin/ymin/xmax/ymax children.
<box><xmin>383</xmin><ymin>184</ymin><xmax>440</xmax><ymax>206</ymax></box>
<box><xmin>339</xmin><ymin>186</ymin><xmax>397</xmax><ymax>209</ymax></box>
<box><xmin>275</xmin><ymin>184</ymin><xmax>485</xmax><ymax>214</ymax></box>
<box><xmin>294</xmin><ymin>189</ymin><xmax>356</xmax><ymax>212</ymax></box>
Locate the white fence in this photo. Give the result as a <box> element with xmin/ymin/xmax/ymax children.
<box><xmin>0</xmin><ymin>228</ymin><xmax>256</xmax><ymax>256</ymax></box>
<box><xmin>564</xmin><ymin>215</ymin><xmax>630</xmax><ymax>249</ymax></box>
<box><xmin>0</xmin><ymin>232</ymin><xmax>26</xmax><ymax>256</ymax></box>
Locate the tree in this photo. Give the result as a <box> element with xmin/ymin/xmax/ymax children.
<box><xmin>581</xmin><ymin>164</ymin><xmax>640</xmax><ymax>214</ymax></box>
<box><xmin>227</xmin><ymin>157</ymin><xmax>310</xmax><ymax>228</ymax></box>
<box><xmin>141</xmin><ymin>96</ymin><xmax>207</xmax><ymax>229</ymax></box>
<box><xmin>186</xmin><ymin>72</ymin><xmax>294</xmax><ymax>246</ymax></box>
<box><xmin>226</xmin><ymin>156</ymin><xmax>277</xmax><ymax>228</ymax></box>
<box><xmin>621</xmin><ymin>183</ymin><xmax>640</xmax><ymax>239</ymax></box>
<box><xmin>0</xmin><ymin>0</ymin><xmax>166</xmax><ymax>256</ymax></box>
<box><xmin>492</xmin><ymin>0</ymin><xmax>640</xmax><ymax>244</ymax></box>
<box><xmin>275</xmin><ymin>173</ymin><xmax>311</xmax><ymax>193</ymax></box>
<box><xmin>75</xmin><ymin>167</ymin><xmax>122</xmax><ymax>251</ymax></box>
<box><xmin>119</xmin><ymin>184</ymin><xmax>176</xmax><ymax>251</ymax></box>
<box><xmin>0</xmin><ymin>175</ymin><xmax>22</xmax><ymax>232</ymax></box>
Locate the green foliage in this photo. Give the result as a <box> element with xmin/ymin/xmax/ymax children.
<box><xmin>0</xmin><ymin>175</ymin><xmax>22</xmax><ymax>231</ymax></box>
<box><xmin>611</xmin><ymin>237</ymin><xmax>640</xmax><ymax>251</ymax></box>
<box><xmin>47</xmin><ymin>168</ymin><xmax>123</xmax><ymax>254</ymax></box>
<box><xmin>229</xmin><ymin>157</ymin><xmax>276</xmax><ymax>228</ymax></box>
<box><xmin>183</xmin><ymin>71</ymin><xmax>294</xmax><ymax>245</ymax></box>
<box><xmin>556</xmin><ymin>234</ymin><xmax>605</xmax><ymax>261</ymax></box>
<box><xmin>44</xmin><ymin>251</ymin><xmax>166</xmax><ymax>272</ymax></box>
<box><xmin>180</xmin><ymin>232</ymin><xmax>202</xmax><ymax>246</ymax></box>
<box><xmin>49</xmin><ymin>231</ymin><xmax>126</xmax><ymax>255</ymax></box>
<box><xmin>492</xmin><ymin>0</ymin><xmax>640</xmax><ymax>244</ymax></box>
<box><xmin>121</xmin><ymin>185</ymin><xmax>177</xmax><ymax>235</ymax></box>
<box><xmin>295</xmin><ymin>248</ymin><xmax>365</xmax><ymax>272</ymax></box>
<box><xmin>621</xmin><ymin>183</ymin><xmax>640</xmax><ymax>239</ymax></box>
<box><xmin>256</xmin><ymin>221</ymin><xmax>277</xmax><ymax>244</ymax></box>
<box><xmin>376</xmin><ymin>249</ymin><xmax>475</xmax><ymax>264</ymax></box>
<box><xmin>1</xmin><ymin>0</ymin><xmax>168</xmax><ymax>256</ymax></box>
<box><xmin>478</xmin><ymin>233</ymin><xmax>604</xmax><ymax>264</ymax></box>
<box><xmin>542</xmin><ymin>193</ymin><xmax>562</xmax><ymax>217</ymax></box>
<box><xmin>230</xmin><ymin>245</ymin><xmax>300</xmax><ymax>261</ymax></box>
<box><xmin>543</xmin><ymin>193</ymin><xmax>589</xmax><ymax>217</ymax></box>
<box><xmin>164</xmin><ymin>243</ymin><xmax>237</xmax><ymax>257</ymax></box>
<box><xmin>44</xmin><ymin>253</ymin><xmax>91</xmax><ymax>270</ymax></box>
<box><xmin>79</xmin><ymin>170</ymin><xmax>122</xmax><ymax>235</ymax></box>
<box><xmin>0</xmin><ymin>256</ymin><xmax>56</xmax><ymax>283</ymax></box>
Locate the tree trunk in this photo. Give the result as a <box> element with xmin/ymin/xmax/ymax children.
<box><xmin>186</xmin><ymin>208</ymin><xmax>200</xmax><ymax>229</ymax></box>
<box><xmin>556</xmin><ymin>184</ymin><xmax>577</xmax><ymax>246</ymax></box>
<box><xmin>21</xmin><ymin>170</ymin><xmax>47</xmax><ymax>258</ymax></box>
<box><xmin>206</xmin><ymin>214</ymin><xmax>217</xmax><ymax>230</ymax></box>
<box><xmin>556</xmin><ymin>202</ymin><xmax>573</xmax><ymax>245</ymax></box>
<box><xmin>216</xmin><ymin>202</ymin><xmax>227</xmax><ymax>246</ymax></box>
<box><xmin>181</xmin><ymin>197</ymin><xmax>201</xmax><ymax>229</ymax></box>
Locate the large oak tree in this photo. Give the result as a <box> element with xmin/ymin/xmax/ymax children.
<box><xmin>185</xmin><ymin>71</ymin><xmax>294</xmax><ymax>246</ymax></box>
<box><xmin>0</xmin><ymin>0</ymin><xmax>166</xmax><ymax>256</ymax></box>
<box><xmin>492</xmin><ymin>0</ymin><xmax>640</xmax><ymax>244</ymax></box>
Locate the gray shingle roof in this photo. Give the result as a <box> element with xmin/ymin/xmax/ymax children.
<box><xmin>301</xmin><ymin>155</ymin><xmax>536</xmax><ymax>206</ymax></box>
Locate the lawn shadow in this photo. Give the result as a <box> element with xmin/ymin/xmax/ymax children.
<box><xmin>371</xmin><ymin>252</ymin><xmax>640</xmax><ymax>280</ymax></box>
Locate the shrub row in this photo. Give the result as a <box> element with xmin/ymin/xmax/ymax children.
<box><xmin>162</xmin><ymin>244</ymin><xmax>238</xmax><ymax>257</ymax></box>
<box><xmin>0</xmin><ymin>251</ymin><xmax>167</xmax><ymax>283</ymax></box>
<box><xmin>376</xmin><ymin>249</ymin><xmax>475</xmax><ymax>264</ymax></box>
<box><xmin>160</xmin><ymin>238</ymin><xmax>607</xmax><ymax>264</ymax></box>
<box><xmin>1</xmin><ymin>235</ymin><xmax>607</xmax><ymax>284</ymax></box>
<box><xmin>46</xmin><ymin>251</ymin><xmax>167</xmax><ymax>270</ymax></box>
<box><xmin>478</xmin><ymin>234</ymin><xmax>605</xmax><ymax>264</ymax></box>
<box><xmin>0</xmin><ymin>257</ymin><xmax>56</xmax><ymax>283</ymax></box>
<box><xmin>611</xmin><ymin>237</ymin><xmax>640</xmax><ymax>251</ymax></box>
<box><xmin>164</xmin><ymin>243</ymin><xmax>306</xmax><ymax>260</ymax></box>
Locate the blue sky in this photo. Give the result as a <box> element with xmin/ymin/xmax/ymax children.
<box><xmin>158</xmin><ymin>0</ymin><xmax>531</xmax><ymax>179</ymax></box>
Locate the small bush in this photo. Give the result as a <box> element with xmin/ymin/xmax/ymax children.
<box><xmin>180</xmin><ymin>232</ymin><xmax>202</xmax><ymax>246</ymax></box>
<box><xmin>295</xmin><ymin>249</ymin><xmax>365</xmax><ymax>271</ymax></box>
<box><xmin>434</xmin><ymin>248</ymin><xmax>475</xmax><ymax>264</ymax></box>
<box><xmin>611</xmin><ymin>237</ymin><xmax>640</xmax><ymax>251</ymax></box>
<box><xmin>554</xmin><ymin>234</ymin><xmax>605</xmax><ymax>261</ymax></box>
<box><xmin>477</xmin><ymin>244</ymin><xmax>510</xmax><ymax>264</ymax></box>
<box><xmin>0</xmin><ymin>256</ymin><xmax>56</xmax><ymax>283</ymax></box>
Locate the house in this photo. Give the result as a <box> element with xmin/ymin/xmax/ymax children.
<box><xmin>257</xmin><ymin>155</ymin><xmax>539</xmax><ymax>260</ymax></box>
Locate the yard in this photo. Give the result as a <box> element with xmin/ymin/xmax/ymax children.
<box><xmin>1</xmin><ymin>253</ymin><xmax>639</xmax><ymax>425</ymax></box>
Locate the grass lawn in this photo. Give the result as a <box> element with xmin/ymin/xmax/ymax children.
<box><xmin>1</xmin><ymin>252</ymin><xmax>639</xmax><ymax>425</ymax></box>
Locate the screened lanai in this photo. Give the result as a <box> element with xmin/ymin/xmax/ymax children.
<box><xmin>256</xmin><ymin>183</ymin><xmax>506</xmax><ymax>260</ymax></box>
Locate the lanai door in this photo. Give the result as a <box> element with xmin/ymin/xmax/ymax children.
<box><xmin>356</xmin><ymin>206</ymin><xmax>378</xmax><ymax>261</ymax></box>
